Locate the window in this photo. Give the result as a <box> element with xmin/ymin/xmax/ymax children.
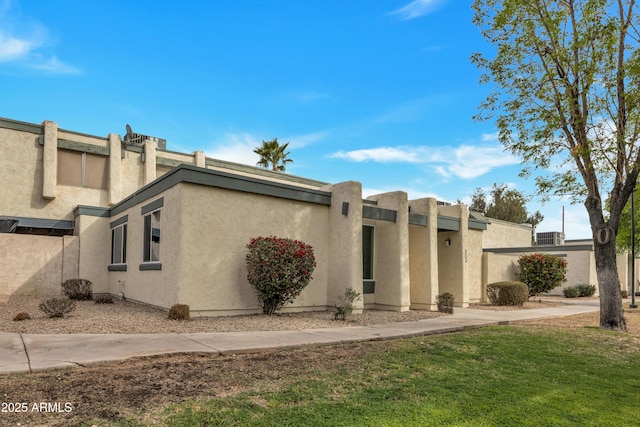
<box><xmin>363</xmin><ymin>225</ymin><xmax>374</xmax><ymax>280</ymax></box>
<box><xmin>57</xmin><ymin>149</ymin><xmax>108</xmax><ymax>189</ymax></box>
<box><xmin>111</xmin><ymin>223</ymin><xmax>127</xmax><ymax>264</ymax></box>
<box><xmin>143</xmin><ymin>209</ymin><xmax>161</xmax><ymax>262</ymax></box>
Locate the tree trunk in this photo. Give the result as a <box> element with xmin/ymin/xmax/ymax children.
<box><xmin>588</xmin><ymin>200</ymin><xmax>627</xmax><ymax>331</ymax></box>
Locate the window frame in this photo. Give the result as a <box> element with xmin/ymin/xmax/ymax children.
<box><xmin>362</xmin><ymin>224</ymin><xmax>375</xmax><ymax>281</ymax></box>
<box><xmin>142</xmin><ymin>208</ymin><xmax>162</xmax><ymax>264</ymax></box>
<box><xmin>108</xmin><ymin>215</ymin><xmax>128</xmax><ymax>271</ymax></box>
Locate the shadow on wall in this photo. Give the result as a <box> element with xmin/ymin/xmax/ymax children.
<box><xmin>0</xmin><ymin>233</ymin><xmax>79</xmax><ymax>303</ymax></box>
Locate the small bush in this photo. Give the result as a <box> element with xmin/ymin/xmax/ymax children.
<box><xmin>62</xmin><ymin>278</ymin><xmax>93</xmax><ymax>300</ymax></box>
<box><xmin>94</xmin><ymin>295</ymin><xmax>114</xmax><ymax>304</ymax></box>
<box><xmin>436</xmin><ymin>292</ymin><xmax>455</xmax><ymax>314</ymax></box>
<box><xmin>487</xmin><ymin>281</ymin><xmax>528</xmax><ymax>306</ymax></box>
<box><xmin>563</xmin><ymin>286</ymin><xmax>580</xmax><ymax>298</ymax></box>
<box><xmin>38</xmin><ymin>298</ymin><xmax>77</xmax><ymax>318</ymax></box>
<box><xmin>517</xmin><ymin>253</ymin><xmax>567</xmax><ymax>296</ymax></box>
<box><xmin>13</xmin><ymin>312</ymin><xmax>31</xmax><ymax>321</ymax></box>
<box><xmin>168</xmin><ymin>304</ymin><xmax>190</xmax><ymax>320</ymax></box>
<box><xmin>334</xmin><ymin>287</ymin><xmax>361</xmax><ymax>320</ymax></box>
<box><xmin>621</xmin><ymin>290</ymin><xmax>629</xmax><ymax>298</ymax></box>
<box><xmin>575</xmin><ymin>283</ymin><xmax>596</xmax><ymax>297</ymax></box>
<box><xmin>246</xmin><ymin>236</ymin><xmax>316</xmax><ymax>315</ymax></box>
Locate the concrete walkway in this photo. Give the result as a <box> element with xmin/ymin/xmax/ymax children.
<box><xmin>0</xmin><ymin>301</ymin><xmax>599</xmax><ymax>375</ymax></box>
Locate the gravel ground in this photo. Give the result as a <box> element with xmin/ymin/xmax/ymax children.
<box><xmin>0</xmin><ymin>295</ymin><xmax>571</xmax><ymax>335</ymax></box>
<box><xmin>0</xmin><ymin>295</ymin><xmax>451</xmax><ymax>334</ymax></box>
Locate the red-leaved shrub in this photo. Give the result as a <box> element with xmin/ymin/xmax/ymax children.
<box><xmin>246</xmin><ymin>236</ymin><xmax>316</xmax><ymax>315</ymax></box>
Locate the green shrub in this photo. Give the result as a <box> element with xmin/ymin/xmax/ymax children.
<box><xmin>62</xmin><ymin>278</ymin><xmax>93</xmax><ymax>300</ymax></box>
<box><xmin>436</xmin><ymin>292</ymin><xmax>455</xmax><ymax>313</ymax></box>
<box><xmin>246</xmin><ymin>236</ymin><xmax>316</xmax><ymax>315</ymax></box>
<box><xmin>621</xmin><ymin>290</ymin><xmax>629</xmax><ymax>298</ymax></box>
<box><xmin>575</xmin><ymin>283</ymin><xmax>596</xmax><ymax>297</ymax></box>
<box><xmin>334</xmin><ymin>287</ymin><xmax>361</xmax><ymax>320</ymax></box>
<box><xmin>94</xmin><ymin>295</ymin><xmax>114</xmax><ymax>304</ymax></box>
<box><xmin>487</xmin><ymin>281</ymin><xmax>529</xmax><ymax>306</ymax></box>
<box><xmin>517</xmin><ymin>253</ymin><xmax>567</xmax><ymax>296</ymax></box>
<box><xmin>563</xmin><ymin>286</ymin><xmax>580</xmax><ymax>298</ymax></box>
<box><xmin>38</xmin><ymin>298</ymin><xmax>77</xmax><ymax>318</ymax></box>
<box><xmin>13</xmin><ymin>312</ymin><xmax>30</xmax><ymax>321</ymax></box>
<box><xmin>168</xmin><ymin>304</ymin><xmax>190</xmax><ymax>320</ymax></box>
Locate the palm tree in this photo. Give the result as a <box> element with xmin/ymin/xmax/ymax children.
<box><xmin>253</xmin><ymin>138</ymin><xmax>293</xmax><ymax>172</ymax></box>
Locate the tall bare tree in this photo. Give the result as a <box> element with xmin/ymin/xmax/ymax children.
<box><xmin>472</xmin><ymin>0</ymin><xmax>640</xmax><ymax>331</ymax></box>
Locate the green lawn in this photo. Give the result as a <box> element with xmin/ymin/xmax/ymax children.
<box><xmin>124</xmin><ymin>326</ymin><xmax>640</xmax><ymax>426</ymax></box>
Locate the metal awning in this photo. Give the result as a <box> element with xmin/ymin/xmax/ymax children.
<box><xmin>0</xmin><ymin>216</ymin><xmax>74</xmax><ymax>233</ymax></box>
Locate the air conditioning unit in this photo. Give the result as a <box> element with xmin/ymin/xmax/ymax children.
<box><xmin>536</xmin><ymin>231</ymin><xmax>565</xmax><ymax>246</ymax></box>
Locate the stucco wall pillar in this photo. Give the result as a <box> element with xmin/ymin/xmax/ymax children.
<box><xmin>437</xmin><ymin>205</ymin><xmax>470</xmax><ymax>307</ymax></box>
<box><xmin>108</xmin><ymin>133</ymin><xmax>122</xmax><ymax>205</ymax></box>
<box><xmin>367</xmin><ymin>191</ymin><xmax>410</xmax><ymax>311</ymax></box>
<box><xmin>321</xmin><ymin>181</ymin><xmax>364</xmax><ymax>313</ymax></box>
<box><xmin>42</xmin><ymin>120</ymin><xmax>57</xmax><ymax>200</ymax></box>
<box><xmin>194</xmin><ymin>151</ymin><xmax>206</xmax><ymax>168</ymax></box>
<box><xmin>143</xmin><ymin>139</ymin><xmax>157</xmax><ymax>185</ymax></box>
<box><xmin>408</xmin><ymin>197</ymin><xmax>439</xmax><ymax>310</ymax></box>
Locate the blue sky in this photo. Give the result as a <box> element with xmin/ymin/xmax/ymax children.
<box><xmin>0</xmin><ymin>0</ymin><xmax>592</xmax><ymax>239</ymax></box>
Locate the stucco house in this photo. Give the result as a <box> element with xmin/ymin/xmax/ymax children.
<box><xmin>2</xmin><ymin>116</ymin><xmax>616</xmax><ymax>315</ymax></box>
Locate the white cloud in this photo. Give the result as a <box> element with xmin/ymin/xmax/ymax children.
<box><xmin>389</xmin><ymin>0</ymin><xmax>446</xmax><ymax>20</ymax></box>
<box><xmin>481</xmin><ymin>131</ymin><xmax>499</xmax><ymax>142</ymax></box>
<box><xmin>363</xmin><ymin>186</ymin><xmax>445</xmax><ymax>202</ymax></box>
<box><xmin>433</xmin><ymin>145</ymin><xmax>520</xmax><ymax>179</ymax></box>
<box><xmin>32</xmin><ymin>55</ymin><xmax>80</xmax><ymax>74</ymax></box>
<box><xmin>286</xmin><ymin>130</ymin><xmax>328</xmax><ymax>149</ymax></box>
<box><xmin>0</xmin><ymin>2</ymin><xmax>79</xmax><ymax>73</ymax></box>
<box><xmin>0</xmin><ymin>30</ymin><xmax>33</xmax><ymax>61</ymax></box>
<box><xmin>331</xmin><ymin>144</ymin><xmax>520</xmax><ymax>179</ymax></box>
<box><xmin>331</xmin><ymin>146</ymin><xmax>427</xmax><ymax>163</ymax></box>
<box><xmin>205</xmin><ymin>132</ymin><xmax>261</xmax><ymax>166</ymax></box>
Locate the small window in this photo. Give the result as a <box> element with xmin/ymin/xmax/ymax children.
<box><xmin>57</xmin><ymin>149</ymin><xmax>108</xmax><ymax>189</ymax></box>
<box><xmin>111</xmin><ymin>223</ymin><xmax>127</xmax><ymax>264</ymax></box>
<box><xmin>363</xmin><ymin>225</ymin><xmax>374</xmax><ymax>280</ymax></box>
<box><xmin>143</xmin><ymin>209</ymin><xmax>161</xmax><ymax>262</ymax></box>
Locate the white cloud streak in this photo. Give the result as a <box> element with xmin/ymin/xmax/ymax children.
<box><xmin>331</xmin><ymin>144</ymin><xmax>520</xmax><ymax>179</ymax></box>
<box><xmin>0</xmin><ymin>1</ymin><xmax>80</xmax><ymax>73</ymax></box>
<box><xmin>0</xmin><ymin>30</ymin><xmax>33</xmax><ymax>61</ymax></box>
<box><xmin>205</xmin><ymin>132</ymin><xmax>261</xmax><ymax>166</ymax></box>
<box><xmin>389</xmin><ymin>0</ymin><xmax>446</xmax><ymax>20</ymax></box>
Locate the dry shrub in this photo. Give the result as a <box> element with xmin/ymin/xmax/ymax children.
<box><xmin>168</xmin><ymin>304</ymin><xmax>190</xmax><ymax>320</ymax></box>
<box><xmin>94</xmin><ymin>295</ymin><xmax>114</xmax><ymax>304</ymax></box>
<box><xmin>38</xmin><ymin>298</ymin><xmax>77</xmax><ymax>318</ymax></box>
<box><xmin>62</xmin><ymin>278</ymin><xmax>93</xmax><ymax>300</ymax></box>
<box><xmin>13</xmin><ymin>312</ymin><xmax>31</xmax><ymax>321</ymax></box>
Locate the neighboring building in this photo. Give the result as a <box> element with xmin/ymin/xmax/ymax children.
<box><xmin>3</xmin><ymin>116</ymin><xmax>610</xmax><ymax>315</ymax></box>
<box><xmin>482</xmin><ymin>227</ymin><xmax>632</xmax><ymax>296</ymax></box>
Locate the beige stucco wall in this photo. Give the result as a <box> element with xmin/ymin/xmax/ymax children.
<box><xmin>437</xmin><ymin>205</ymin><xmax>470</xmax><ymax>307</ymax></box>
<box><xmin>364</xmin><ymin>192</ymin><xmax>410</xmax><ymax>312</ymax></box>
<box><xmin>76</xmin><ymin>214</ymin><xmax>110</xmax><ymax>294</ymax></box>
<box><xmin>176</xmin><ymin>183</ymin><xmax>331</xmax><ymax>315</ymax></box>
<box><xmin>0</xmin><ymin>125</ymin><xmax>109</xmax><ymax>220</ymax></box>
<box><xmin>0</xmin><ymin>234</ymin><xmax>78</xmax><ymax>300</ymax></box>
<box><xmin>321</xmin><ymin>181</ymin><xmax>364</xmax><ymax>312</ymax></box>
<box><xmin>482</xmin><ymin>218</ymin><xmax>532</xmax><ymax>248</ymax></box>
<box><xmin>467</xmin><ymin>229</ymin><xmax>484</xmax><ymax>302</ymax></box>
<box><xmin>408</xmin><ymin>198</ymin><xmax>439</xmax><ymax>310</ymax></box>
<box><xmin>482</xmin><ymin>252</ymin><xmax>520</xmax><ymax>286</ymax></box>
<box><xmin>107</xmin><ymin>187</ymin><xmax>182</xmax><ymax>308</ymax></box>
